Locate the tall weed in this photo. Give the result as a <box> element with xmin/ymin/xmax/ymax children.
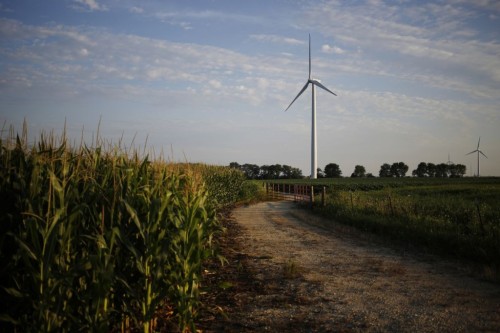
<box><xmin>317</xmin><ymin>184</ymin><xmax>500</xmax><ymax>266</ymax></box>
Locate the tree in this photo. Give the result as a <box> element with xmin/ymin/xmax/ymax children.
<box><xmin>316</xmin><ymin>168</ymin><xmax>325</xmax><ymax>178</ymax></box>
<box><xmin>281</xmin><ymin>165</ymin><xmax>303</xmax><ymax>179</ymax></box>
<box><xmin>412</xmin><ymin>162</ymin><xmax>428</xmax><ymax>177</ymax></box>
<box><xmin>426</xmin><ymin>163</ymin><xmax>436</xmax><ymax>177</ymax></box>
<box><xmin>290</xmin><ymin>167</ymin><xmax>304</xmax><ymax>179</ymax></box>
<box><xmin>390</xmin><ymin>162</ymin><xmax>408</xmax><ymax>177</ymax></box>
<box><xmin>379</xmin><ymin>163</ymin><xmax>391</xmax><ymax>177</ymax></box>
<box><xmin>230</xmin><ymin>162</ymin><xmax>304</xmax><ymax>179</ymax></box>
<box><xmin>268</xmin><ymin>164</ymin><xmax>283</xmax><ymax>179</ymax></box>
<box><xmin>380</xmin><ymin>162</ymin><xmax>408</xmax><ymax>177</ymax></box>
<box><xmin>259</xmin><ymin>165</ymin><xmax>271</xmax><ymax>179</ymax></box>
<box><xmin>412</xmin><ymin>162</ymin><xmax>467</xmax><ymax>178</ymax></box>
<box><xmin>324</xmin><ymin>163</ymin><xmax>342</xmax><ymax>178</ymax></box>
<box><xmin>435</xmin><ymin>163</ymin><xmax>449</xmax><ymax>178</ymax></box>
<box><xmin>453</xmin><ymin>164</ymin><xmax>466</xmax><ymax>178</ymax></box>
<box><xmin>282</xmin><ymin>165</ymin><xmax>292</xmax><ymax>179</ymax></box>
<box><xmin>241</xmin><ymin>163</ymin><xmax>260</xmax><ymax>179</ymax></box>
<box><xmin>229</xmin><ymin>162</ymin><xmax>241</xmax><ymax>170</ymax></box>
<box><xmin>260</xmin><ymin>165</ymin><xmax>276</xmax><ymax>179</ymax></box>
<box><xmin>351</xmin><ymin>165</ymin><xmax>366</xmax><ymax>178</ymax></box>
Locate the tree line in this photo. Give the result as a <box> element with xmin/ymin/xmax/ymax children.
<box><xmin>229</xmin><ymin>161</ymin><xmax>467</xmax><ymax>179</ymax></box>
<box><xmin>411</xmin><ymin>162</ymin><xmax>466</xmax><ymax>178</ymax></box>
<box><xmin>229</xmin><ymin>162</ymin><xmax>303</xmax><ymax>179</ymax></box>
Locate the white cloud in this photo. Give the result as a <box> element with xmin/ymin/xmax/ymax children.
<box><xmin>152</xmin><ymin>9</ymin><xmax>264</xmax><ymax>30</ymax></box>
<box><xmin>250</xmin><ymin>34</ymin><xmax>305</xmax><ymax>45</ymax></box>
<box><xmin>208</xmin><ymin>80</ymin><xmax>222</xmax><ymax>89</ymax></box>
<box><xmin>129</xmin><ymin>6</ymin><xmax>144</xmax><ymax>14</ymax></box>
<box><xmin>0</xmin><ymin>19</ymin><xmax>292</xmax><ymax>103</ymax></box>
<box><xmin>448</xmin><ymin>0</ymin><xmax>500</xmax><ymax>13</ymax></box>
<box><xmin>321</xmin><ymin>44</ymin><xmax>345</xmax><ymax>54</ymax></box>
<box><xmin>300</xmin><ymin>1</ymin><xmax>500</xmax><ymax>100</ymax></box>
<box><xmin>74</xmin><ymin>0</ymin><xmax>107</xmax><ymax>12</ymax></box>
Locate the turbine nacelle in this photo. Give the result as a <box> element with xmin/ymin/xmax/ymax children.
<box><xmin>310</xmin><ymin>79</ymin><xmax>337</xmax><ymax>96</ymax></box>
<box><xmin>466</xmin><ymin>150</ymin><xmax>488</xmax><ymax>158</ymax></box>
<box><xmin>284</xmin><ymin>79</ymin><xmax>337</xmax><ymax>112</ymax></box>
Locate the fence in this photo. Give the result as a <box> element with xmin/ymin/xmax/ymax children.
<box><xmin>265</xmin><ymin>183</ymin><xmax>327</xmax><ymax>207</ymax></box>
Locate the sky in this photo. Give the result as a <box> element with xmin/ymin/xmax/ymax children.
<box><xmin>0</xmin><ymin>0</ymin><xmax>499</xmax><ymax>177</ymax></box>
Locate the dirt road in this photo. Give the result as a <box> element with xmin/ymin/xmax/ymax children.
<box><xmin>201</xmin><ymin>201</ymin><xmax>500</xmax><ymax>332</ymax></box>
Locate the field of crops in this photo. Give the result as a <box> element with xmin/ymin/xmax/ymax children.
<box><xmin>0</xmin><ymin>125</ymin><xmax>245</xmax><ymax>332</ymax></box>
<box><xmin>268</xmin><ymin>177</ymin><xmax>500</xmax><ymax>276</ymax></box>
<box><xmin>269</xmin><ymin>176</ymin><xmax>500</xmax><ymax>191</ymax></box>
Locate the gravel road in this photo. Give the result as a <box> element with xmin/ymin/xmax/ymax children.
<box><xmin>212</xmin><ymin>201</ymin><xmax>500</xmax><ymax>332</ymax></box>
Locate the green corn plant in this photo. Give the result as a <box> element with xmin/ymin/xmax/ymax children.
<box><xmin>0</xmin><ymin>132</ymin><xmax>31</xmax><ymax>328</ymax></box>
<box><xmin>6</xmin><ymin>143</ymin><xmax>71</xmax><ymax>331</ymax></box>
<box><xmin>165</xmin><ymin>171</ymin><xmax>218</xmax><ymax>332</ymax></box>
<box><xmin>120</xmin><ymin>172</ymin><xmax>173</xmax><ymax>333</ymax></box>
<box><xmin>1</xmin><ymin>122</ymin><xmax>241</xmax><ymax>332</ymax></box>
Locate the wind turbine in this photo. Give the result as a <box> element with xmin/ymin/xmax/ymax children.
<box><xmin>466</xmin><ymin>137</ymin><xmax>487</xmax><ymax>177</ymax></box>
<box><xmin>285</xmin><ymin>34</ymin><xmax>337</xmax><ymax>179</ymax></box>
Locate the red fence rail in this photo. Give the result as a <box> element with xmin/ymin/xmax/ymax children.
<box><xmin>265</xmin><ymin>183</ymin><xmax>327</xmax><ymax>207</ymax></box>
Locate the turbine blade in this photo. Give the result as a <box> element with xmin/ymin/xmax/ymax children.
<box><xmin>466</xmin><ymin>150</ymin><xmax>477</xmax><ymax>155</ymax></box>
<box><xmin>308</xmin><ymin>34</ymin><xmax>311</xmax><ymax>80</ymax></box>
<box><xmin>477</xmin><ymin>137</ymin><xmax>481</xmax><ymax>149</ymax></box>
<box><xmin>312</xmin><ymin>79</ymin><xmax>337</xmax><ymax>96</ymax></box>
<box><xmin>480</xmin><ymin>151</ymin><xmax>488</xmax><ymax>158</ymax></box>
<box><xmin>285</xmin><ymin>82</ymin><xmax>310</xmax><ymax>111</ymax></box>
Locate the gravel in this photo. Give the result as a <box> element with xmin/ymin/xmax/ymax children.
<box><xmin>199</xmin><ymin>201</ymin><xmax>500</xmax><ymax>332</ymax></box>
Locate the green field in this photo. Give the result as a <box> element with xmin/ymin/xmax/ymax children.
<box><xmin>267</xmin><ymin>177</ymin><xmax>500</xmax><ymax>278</ymax></box>
<box><xmin>268</xmin><ymin>176</ymin><xmax>500</xmax><ymax>190</ymax></box>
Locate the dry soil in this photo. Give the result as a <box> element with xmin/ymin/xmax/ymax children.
<box><xmin>199</xmin><ymin>201</ymin><xmax>500</xmax><ymax>332</ymax></box>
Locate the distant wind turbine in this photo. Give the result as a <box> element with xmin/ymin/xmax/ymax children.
<box><xmin>466</xmin><ymin>137</ymin><xmax>487</xmax><ymax>177</ymax></box>
<box><xmin>285</xmin><ymin>34</ymin><xmax>337</xmax><ymax>179</ymax></box>
<box><xmin>447</xmin><ymin>153</ymin><xmax>452</xmax><ymax>165</ymax></box>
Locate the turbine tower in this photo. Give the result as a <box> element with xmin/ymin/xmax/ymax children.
<box><xmin>285</xmin><ymin>34</ymin><xmax>337</xmax><ymax>179</ymax></box>
<box><xmin>466</xmin><ymin>137</ymin><xmax>487</xmax><ymax>177</ymax></box>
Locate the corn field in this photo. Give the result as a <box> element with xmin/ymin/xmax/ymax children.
<box><xmin>0</xmin><ymin>123</ymin><xmax>245</xmax><ymax>332</ymax></box>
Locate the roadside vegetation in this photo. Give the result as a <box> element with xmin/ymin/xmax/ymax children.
<box><xmin>236</xmin><ymin>180</ymin><xmax>268</xmax><ymax>205</ymax></box>
<box><xmin>268</xmin><ymin>177</ymin><xmax>500</xmax><ymax>280</ymax></box>
<box><xmin>0</xmin><ymin>123</ymin><xmax>245</xmax><ymax>332</ymax></box>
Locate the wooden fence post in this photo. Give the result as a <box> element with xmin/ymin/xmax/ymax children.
<box><xmin>321</xmin><ymin>186</ymin><xmax>326</xmax><ymax>207</ymax></box>
<box><xmin>310</xmin><ymin>185</ymin><xmax>314</xmax><ymax>208</ymax></box>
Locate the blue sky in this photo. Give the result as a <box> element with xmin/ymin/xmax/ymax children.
<box><xmin>1</xmin><ymin>0</ymin><xmax>499</xmax><ymax>176</ymax></box>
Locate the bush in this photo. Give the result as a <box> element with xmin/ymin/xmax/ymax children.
<box><xmin>238</xmin><ymin>180</ymin><xmax>267</xmax><ymax>204</ymax></box>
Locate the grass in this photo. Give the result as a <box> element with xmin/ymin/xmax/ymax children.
<box><xmin>265</xmin><ymin>177</ymin><xmax>500</xmax><ymax>280</ymax></box>
<box><xmin>237</xmin><ymin>180</ymin><xmax>268</xmax><ymax>205</ymax></box>
<box><xmin>282</xmin><ymin>260</ymin><xmax>302</xmax><ymax>279</ymax></box>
